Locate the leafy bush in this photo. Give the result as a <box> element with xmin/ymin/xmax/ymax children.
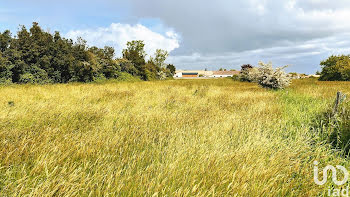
<box><xmin>247</xmin><ymin>67</ymin><xmax>260</xmax><ymax>82</ymax></box>
<box><xmin>231</xmin><ymin>74</ymin><xmax>239</xmax><ymax>81</ymax></box>
<box><xmin>165</xmin><ymin>70</ymin><xmax>174</xmax><ymax>79</ymax></box>
<box><xmin>0</xmin><ymin>77</ymin><xmax>12</xmax><ymax>84</ymax></box>
<box><xmin>27</xmin><ymin>65</ymin><xmax>52</xmax><ymax>84</ymax></box>
<box><xmin>116</xmin><ymin>72</ymin><xmax>141</xmax><ymax>82</ymax></box>
<box><xmin>0</xmin><ymin>66</ymin><xmax>13</xmax><ymax>84</ymax></box>
<box><xmin>19</xmin><ymin>66</ymin><xmax>53</xmax><ymax>84</ymax></box>
<box><xmin>92</xmin><ymin>73</ymin><xmax>107</xmax><ymax>83</ymax></box>
<box><xmin>118</xmin><ymin>58</ymin><xmax>138</xmax><ymax>76</ymax></box>
<box><xmin>157</xmin><ymin>71</ymin><xmax>167</xmax><ymax>80</ymax></box>
<box><xmin>19</xmin><ymin>73</ymin><xmax>37</xmax><ymax>83</ymax></box>
<box><xmin>240</xmin><ymin>64</ymin><xmax>253</xmax><ymax>81</ymax></box>
<box><xmin>239</xmin><ymin>62</ymin><xmax>290</xmax><ymax>89</ymax></box>
<box><xmin>0</xmin><ymin>53</ymin><xmax>13</xmax><ymax>83</ymax></box>
<box><xmin>166</xmin><ymin>64</ymin><xmax>176</xmax><ymax>75</ymax></box>
<box><xmin>143</xmin><ymin>69</ymin><xmax>157</xmax><ymax>81</ymax></box>
<box><xmin>256</xmin><ymin>61</ymin><xmax>291</xmax><ymax>89</ymax></box>
<box><xmin>319</xmin><ymin>55</ymin><xmax>350</xmax><ymax>81</ymax></box>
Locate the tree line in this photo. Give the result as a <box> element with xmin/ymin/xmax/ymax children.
<box><xmin>0</xmin><ymin>22</ymin><xmax>176</xmax><ymax>84</ymax></box>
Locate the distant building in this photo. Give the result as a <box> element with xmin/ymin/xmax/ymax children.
<box><xmin>174</xmin><ymin>72</ymin><xmax>182</xmax><ymax>77</ymax></box>
<box><xmin>288</xmin><ymin>73</ymin><xmax>320</xmax><ymax>79</ymax></box>
<box><xmin>210</xmin><ymin>71</ymin><xmax>240</xmax><ymax>78</ymax></box>
<box><xmin>182</xmin><ymin>72</ymin><xmax>199</xmax><ymax>77</ymax></box>
<box><xmin>305</xmin><ymin>74</ymin><xmax>321</xmax><ymax>78</ymax></box>
<box><xmin>174</xmin><ymin>70</ymin><xmax>240</xmax><ymax>78</ymax></box>
<box><xmin>311</xmin><ymin>74</ymin><xmax>320</xmax><ymax>78</ymax></box>
<box><xmin>174</xmin><ymin>70</ymin><xmax>213</xmax><ymax>78</ymax></box>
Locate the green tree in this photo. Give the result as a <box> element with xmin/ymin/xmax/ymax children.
<box><xmin>0</xmin><ymin>52</ymin><xmax>13</xmax><ymax>83</ymax></box>
<box><xmin>240</xmin><ymin>64</ymin><xmax>253</xmax><ymax>82</ymax></box>
<box><xmin>166</xmin><ymin>64</ymin><xmax>176</xmax><ymax>75</ymax></box>
<box><xmin>89</xmin><ymin>46</ymin><xmax>120</xmax><ymax>79</ymax></box>
<box><xmin>122</xmin><ymin>40</ymin><xmax>146</xmax><ymax>76</ymax></box>
<box><xmin>153</xmin><ymin>49</ymin><xmax>168</xmax><ymax>69</ymax></box>
<box><xmin>117</xmin><ymin>58</ymin><xmax>138</xmax><ymax>76</ymax></box>
<box><xmin>9</xmin><ymin>25</ymin><xmax>30</xmax><ymax>82</ymax></box>
<box><xmin>335</xmin><ymin>56</ymin><xmax>350</xmax><ymax>80</ymax></box>
<box><xmin>0</xmin><ymin>30</ymin><xmax>11</xmax><ymax>53</ymax></box>
<box><xmin>319</xmin><ymin>55</ymin><xmax>347</xmax><ymax>81</ymax></box>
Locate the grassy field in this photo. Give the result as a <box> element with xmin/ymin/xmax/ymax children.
<box><xmin>1</xmin><ymin>78</ymin><xmax>350</xmax><ymax>196</ymax></box>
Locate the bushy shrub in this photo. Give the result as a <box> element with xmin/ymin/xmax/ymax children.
<box><xmin>28</xmin><ymin>65</ymin><xmax>52</xmax><ymax>84</ymax></box>
<box><xmin>92</xmin><ymin>73</ymin><xmax>107</xmax><ymax>83</ymax></box>
<box><xmin>231</xmin><ymin>74</ymin><xmax>239</xmax><ymax>81</ymax></box>
<box><xmin>256</xmin><ymin>61</ymin><xmax>291</xmax><ymax>89</ymax></box>
<box><xmin>116</xmin><ymin>72</ymin><xmax>141</xmax><ymax>82</ymax></box>
<box><xmin>118</xmin><ymin>58</ymin><xmax>138</xmax><ymax>76</ymax></box>
<box><xmin>0</xmin><ymin>77</ymin><xmax>12</xmax><ymax>84</ymax></box>
<box><xmin>143</xmin><ymin>69</ymin><xmax>157</xmax><ymax>81</ymax></box>
<box><xmin>19</xmin><ymin>73</ymin><xmax>36</xmax><ymax>83</ymax></box>
<box><xmin>18</xmin><ymin>66</ymin><xmax>53</xmax><ymax>84</ymax></box>
<box><xmin>239</xmin><ymin>62</ymin><xmax>290</xmax><ymax>89</ymax></box>
<box><xmin>166</xmin><ymin>64</ymin><xmax>176</xmax><ymax>75</ymax></box>
<box><xmin>0</xmin><ymin>53</ymin><xmax>13</xmax><ymax>83</ymax></box>
<box><xmin>240</xmin><ymin>64</ymin><xmax>253</xmax><ymax>81</ymax></box>
<box><xmin>157</xmin><ymin>71</ymin><xmax>167</xmax><ymax>80</ymax></box>
<box><xmin>247</xmin><ymin>67</ymin><xmax>260</xmax><ymax>82</ymax></box>
<box><xmin>165</xmin><ymin>70</ymin><xmax>174</xmax><ymax>78</ymax></box>
<box><xmin>319</xmin><ymin>55</ymin><xmax>350</xmax><ymax>81</ymax></box>
<box><xmin>0</xmin><ymin>66</ymin><xmax>13</xmax><ymax>84</ymax></box>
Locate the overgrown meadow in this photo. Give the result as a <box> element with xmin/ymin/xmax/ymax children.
<box><xmin>1</xmin><ymin>78</ymin><xmax>350</xmax><ymax>196</ymax></box>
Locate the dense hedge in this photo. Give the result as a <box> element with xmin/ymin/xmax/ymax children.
<box><xmin>0</xmin><ymin>22</ymin><xmax>175</xmax><ymax>84</ymax></box>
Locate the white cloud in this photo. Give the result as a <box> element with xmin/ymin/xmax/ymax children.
<box><xmin>168</xmin><ymin>33</ymin><xmax>350</xmax><ymax>74</ymax></box>
<box><xmin>123</xmin><ymin>0</ymin><xmax>350</xmax><ymax>73</ymax></box>
<box><xmin>126</xmin><ymin>0</ymin><xmax>350</xmax><ymax>56</ymax></box>
<box><xmin>66</xmin><ymin>23</ymin><xmax>180</xmax><ymax>57</ymax></box>
<box><xmin>3</xmin><ymin>0</ymin><xmax>350</xmax><ymax>73</ymax></box>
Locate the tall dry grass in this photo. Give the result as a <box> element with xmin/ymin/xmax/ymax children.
<box><xmin>0</xmin><ymin>78</ymin><xmax>349</xmax><ymax>196</ymax></box>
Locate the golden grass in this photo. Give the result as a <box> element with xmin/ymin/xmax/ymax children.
<box><xmin>0</xmin><ymin>78</ymin><xmax>350</xmax><ymax>196</ymax></box>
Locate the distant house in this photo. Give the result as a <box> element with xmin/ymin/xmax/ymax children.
<box><xmin>174</xmin><ymin>70</ymin><xmax>240</xmax><ymax>78</ymax></box>
<box><xmin>288</xmin><ymin>73</ymin><xmax>320</xmax><ymax>79</ymax></box>
<box><xmin>310</xmin><ymin>74</ymin><xmax>320</xmax><ymax>78</ymax></box>
<box><xmin>174</xmin><ymin>72</ymin><xmax>183</xmax><ymax>77</ymax></box>
<box><xmin>174</xmin><ymin>70</ymin><xmax>213</xmax><ymax>78</ymax></box>
<box><xmin>210</xmin><ymin>71</ymin><xmax>240</xmax><ymax>78</ymax></box>
<box><xmin>182</xmin><ymin>72</ymin><xmax>199</xmax><ymax>77</ymax></box>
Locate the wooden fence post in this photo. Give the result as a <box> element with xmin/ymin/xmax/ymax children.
<box><xmin>333</xmin><ymin>91</ymin><xmax>346</xmax><ymax>115</ymax></box>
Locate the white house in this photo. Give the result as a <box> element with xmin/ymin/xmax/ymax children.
<box><xmin>174</xmin><ymin>70</ymin><xmax>241</xmax><ymax>78</ymax></box>
<box><xmin>174</xmin><ymin>72</ymin><xmax>183</xmax><ymax>77</ymax></box>
<box><xmin>210</xmin><ymin>71</ymin><xmax>240</xmax><ymax>78</ymax></box>
<box><xmin>174</xmin><ymin>70</ymin><xmax>214</xmax><ymax>78</ymax></box>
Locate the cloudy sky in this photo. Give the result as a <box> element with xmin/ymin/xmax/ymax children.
<box><xmin>1</xmin><ymin>0</ymin><xmax>350</xmax><ymax>74</ymax></box>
